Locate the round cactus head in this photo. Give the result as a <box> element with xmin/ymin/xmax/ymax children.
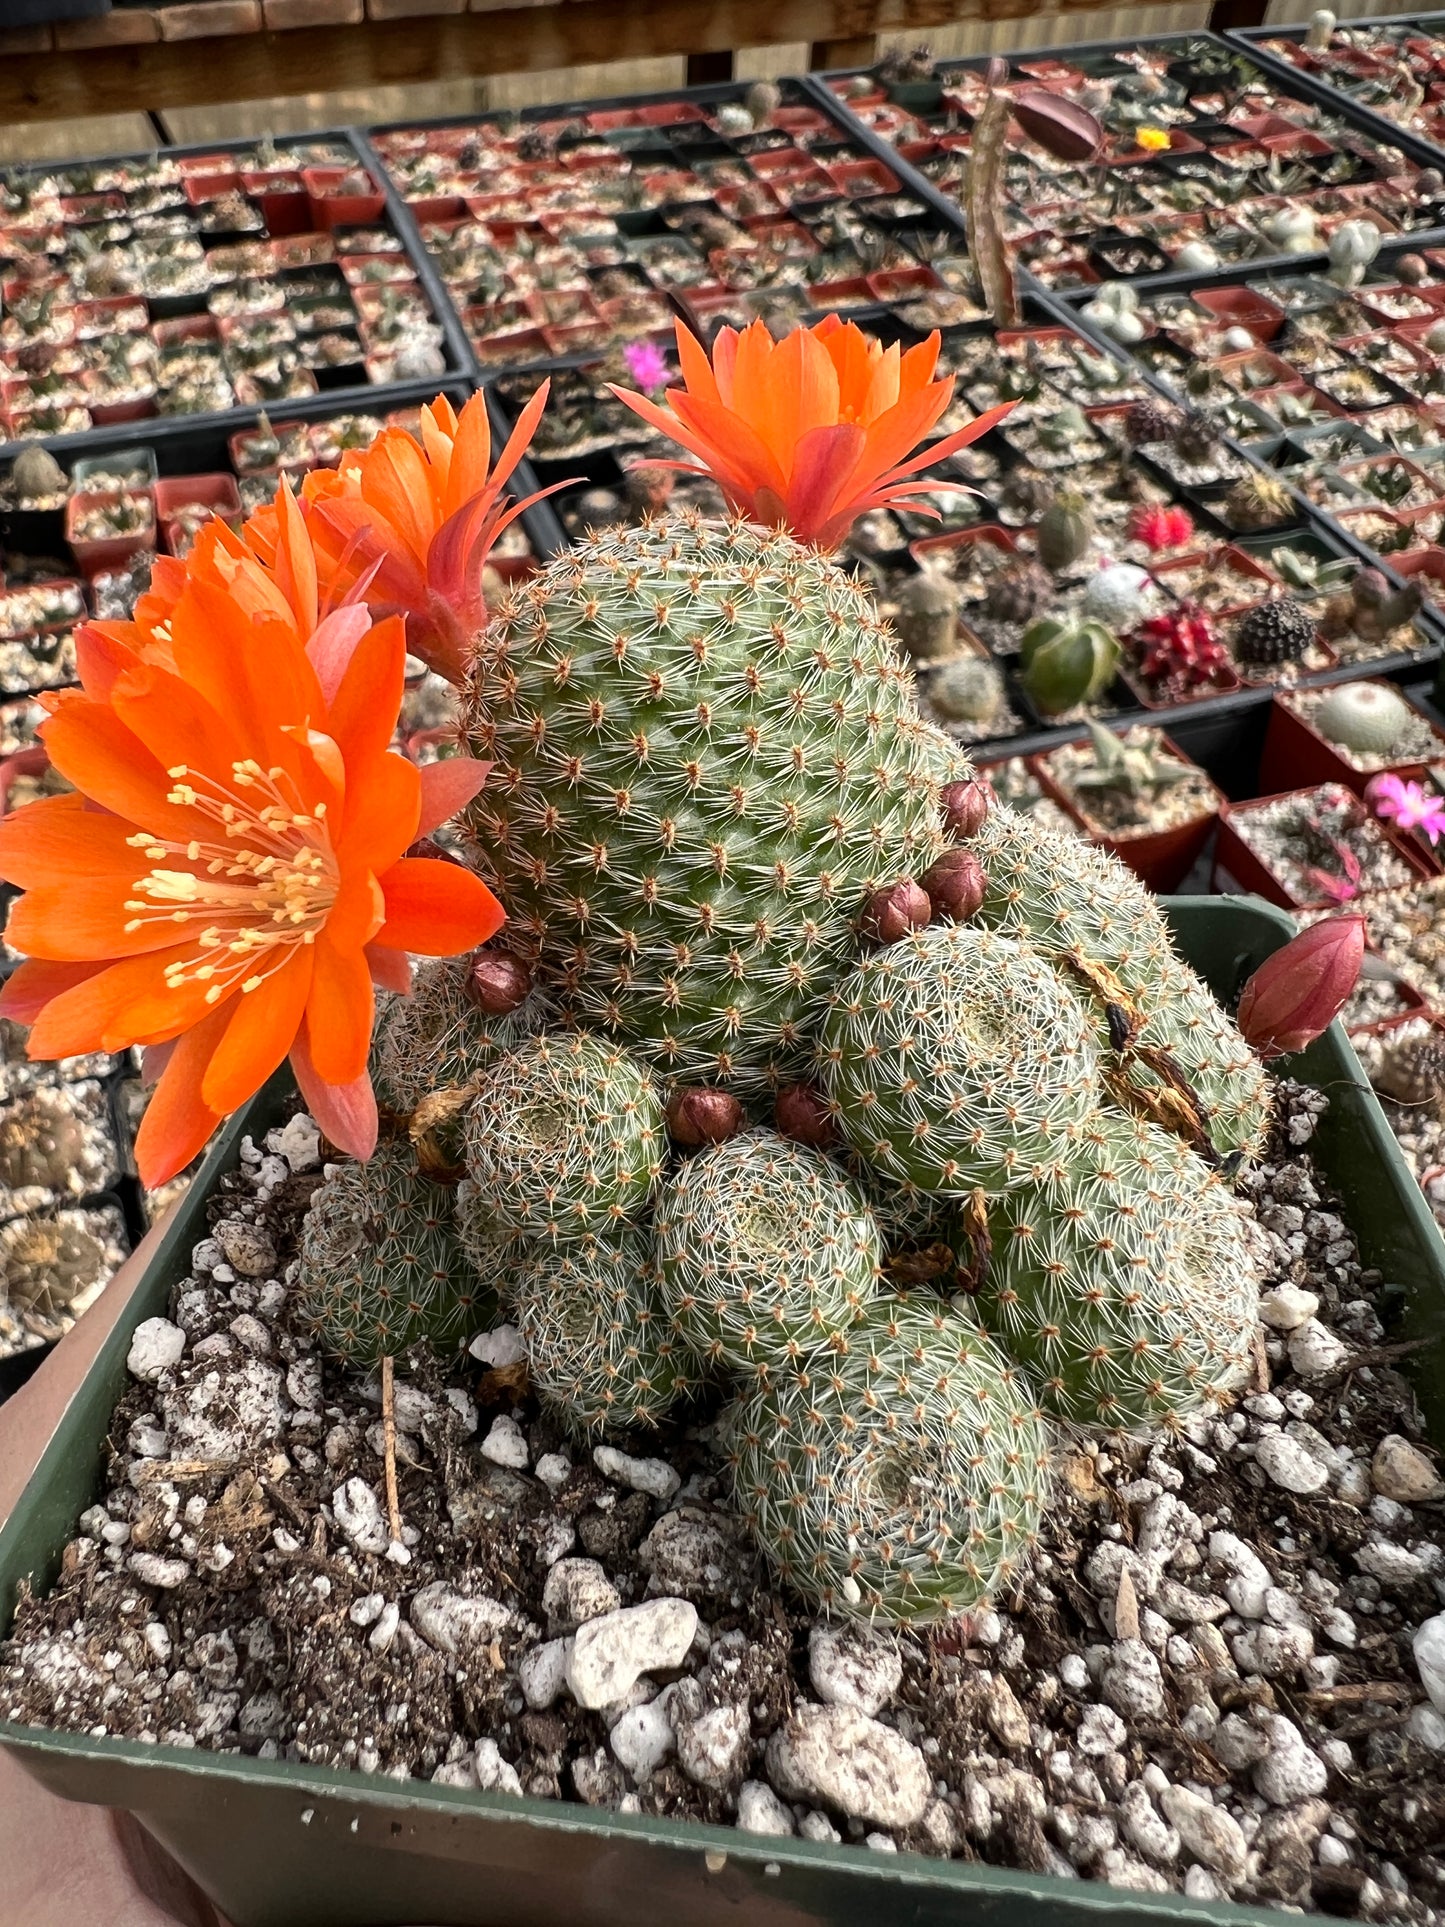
<box><xmin>816</xmin><ymin>921</ymin><xmax>1101</xmax><ymax>1194</ymax></box>
<box><xmin>370</xmin><ymin>951</ymin><xmax>546</xmax><ymax>1145</ymax></box>
<box><xmin>463</xmin><ymin>1032</ymin><xmax>665</xmax><ymax>1244</ymax></box>
<box><xmin>294</xmin><ymin>1143</ymin><xmax>488</xmax><ymax>1366</ymax></box>
<box><xmin>977</xmin><ymin>1115</ymin><xmax>1259</xmax><ymax>1432</ymax></box>
<box><xmin>725</xmin><ymin>1300</ymin><xmax>1051</xmax><ymax>1621</ymax></box>
<box><xmin>654</xmin><ymin>1129</ymin><xmax>881</xmax><ymax>1377</ymax></box>
<box><xmin>509</xmin><ymin>1228</ymin><xmax>687</xmax><ymax>1439</ymax></box>
<box><xmin>458</xmin><ymin>515</ymin><xmax>950</xmax><ymax>1093</ymax></box>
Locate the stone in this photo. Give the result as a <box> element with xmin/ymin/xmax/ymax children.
<box><xmin>534</xmin><ymin>1453</ymin><xmax>571</xmax><ymax>1492</ymax></box>
<box><xmin>1356</xmin><ymin>1541</ymin><xmax>1430</xmax><ymax>1588</ymax></box>
<box><xmin>984</xmin><ymin>1675</ymin><xmax>1032</xmax><ymax>1751</ymax></box>
<box><xmin>1406</xmin><ymin>1704</ymin><xmax>1445</xmax><ymax>1751</ymax></box>
<box><xmin>1253</xmin><ymin>1715</ymin><xmax>1329</xmax><ymax>1805</ymax></box>
<box><xmin>798</xmin><ymin>1809</ymin><xmax>840</xmax><ymax>1844</ymax></box>
<box><xmin>542</xmin><ymin>1558</ymin><xmax>621</xmax><ymax>1634</ymax></box>
<box><xmin>565</xmin><ymin>1599</ymin><xmax>698</xmax><ymax>1710</ymax></box>
<box><xmin>737</xmin><ymin>1780</ymin><xmax>795</xmax><ymax>1836</ymax></box>
<box><xmin>269</xmin><ymin>1112</ymin><xmax>321</xmax><ymax>1171</ymax></box>
<box><xmin>1371</xmin><ymin>1436</ymin><xmax>1444</xmax><ymax>1504</ymax></box>
<box><xmin>766</xmin><ymin>1704</ymin><xmax>930</xmax><ymax>1830</ymax></box>
<box><xmin>639</xmin><ymin>1507</ymin><xmax>746</xmax><ymax>1602</ymax></box>
<box><xmin>127</xmin><ymin>1318</ymin><xmax>185</xmax><ymax>1382</ymax></box>
<box><xmin>409</xmin><ymin>1582</ymin><xmax>514</xmax><ymax>1659</ymax></box>
<box><xmin>592</xmin><ymin>1445</ymin><xmax>680</xmax><ymax>1503</ymax></box>
<box><xmin>215</xmin><ymin>1219</ymin><xmax>276</xmax><ymax>1277</ymax></box>
<box><xmin>534</xmin><ymin>1517</ymin><xmax>576</xmax><ymax>1568</ymax></box>
<box><xmin>1210</xmin><ymin>1713</ymin><xmax>1269</xmax><ymax>1771</ymax></box>
<box><xmin>807</xmin><ymin>1623</ymin><xmax>902</xmax><ymax>1717</ymax></box>
<box><xmin>469</xmin><ymin>1324</ymin><xmax>525</xmax><ymax>1369</ymax></box>
<box><xmin>163</xmin><ymin>1357</ymin><xmax>286</xmax><ymax>1459</ymax></box>
<box><xmin>1256</xmin><ymin>1433</ymin><xmax>1329</xmax><ymax>1495</ymax></box>
<box><xmin>519</xmin><ymin>1637</ymin><xmax>571</xmax><ymax>1710</ymax></box>
<box><xmin>1121</xmin><ymin>1782</ymin><xmax>1179</xmax><ymax>1865</ymax></box>
<box><xmin>1075</xmin><ymin>1704</ymin><xmax>1127</xmax><ymax>1756</ymax></box>
<box><xmin>675</xmin><ymin>1700</ymin><xmax>749</xmax><ymax>1790</ymax></box>
<box><xmin>480</xmin><ymin>1415</ymin><xmax>529</xmax><ymax>1470</ymax></box>
<box><xmin>1232</xmin><ymin>1622</ymin><xmax>1314</xmax><ymax>1677</ymax></box>
<box><xmin>1102</xmin><ymin>1639</ymin><xmax>1165</xmax><ymax>1718</ymax></box>
<box><xmin>473</xmin><ymin>1739</ymin><xmax>523</xmax><ymax>1796</ymax></box>
<box><xmin>331</xmin><ymin>1478</ymin><xmax>389</xmax><ymax>1555</ymax></box>
<box><xmin>1161</xmin><ymin>1786</ymin><xmax>1247</xmax><ymax>1881</ymax></box>
<box><xmin>129</xmin><ymin>1552</ymin><xmax>190</xmax><ymax>1588</ymax></box>
<box><xmin>1287</xmin><ymin>1320</ymin><xmax>1349</xmax><ymax>1378</ymax></box>
<box><xmin>1413</xmin><ymin>1614</ymin><xmax>1445</xmax><ymax>1713</ymax></box>
<box><xmin>610</xmin><ymin>1694</ymin><xmax>676</xmax><ymax>1779</ymax></box>
<box><xmin>1259</xmin><ymin>1285</ymin><xmax>1318</xmax><ymax>1331</ymax></box>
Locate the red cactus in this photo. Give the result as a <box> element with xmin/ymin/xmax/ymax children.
<box><xmin>1129</xmin><ymin>503</ymin><xmax>1195</xmax><ymax>552</ymax></box>
<box><xmin>1133</xmin><ymin>602</ymin><xmax>1231</xmax><ymax>695</ymax></box>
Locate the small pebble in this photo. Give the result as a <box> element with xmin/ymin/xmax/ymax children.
<box><xmin>480</xmin><ymin>1416</ymin><xmax>529</xmax><ymax>1470</ymax></box>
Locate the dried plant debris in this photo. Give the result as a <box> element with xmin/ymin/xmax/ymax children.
<box><xmin>4</xmin><ymin>1086</ymin><xmax>1444</xmax><ymax>1918</ymax></box>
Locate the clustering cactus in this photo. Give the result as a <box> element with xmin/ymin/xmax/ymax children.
<box><xmin>294</xmin><ymin>1143</ymin><xmax>488</xmax><ymax>1366</ymax></box>
<box><xmin>655</xmin><ymin>1131</ymin><xmax>880</xmax><ymax>1376</ymax></box>
<box><xmin>290</xmin><ymin>490</ymin><xmax>1276</xmax><ymax>1621</ymax></box>
<box><xmin>462</xmin><ymin>1032</ymin><xmax>665</xmax><ymax>1243</ymax></box>
<box><xmin>724</xmin><ymin>1302</ymin><xmax>1051</xmax><ymax>1621</ymax></box>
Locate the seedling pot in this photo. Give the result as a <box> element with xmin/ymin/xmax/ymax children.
<box><xmin>1260</xmin><ymin>684</ymin><xmax>1445</xmax><ymax>798</ymax></box>
<box><xmin>2</xmin><ymin>897</ymin><xmax>1442</xmax><ymax>1927</ymax></box>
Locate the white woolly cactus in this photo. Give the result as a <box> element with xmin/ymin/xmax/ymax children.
<box><xmin>508</xmin><ymin>1229</ymin><xmax>688</xmax><ymax>1439</ymax></box>
<box><xmin>654</xmin><ymin>1130</ymin><xmax>881</xmax><ymax>1377</ymax></box>
<box><xmin>816</xmin><ymin>922</ymin><xmax>1101</xmax><ymax>1194</ymax></box>
<box><xmin>463</xmin><ymin>1033</ymin><xmax>665</xmax><ymax>1243</ymax></box>
<box><xmin>724</xmin><ymin>1300</ymin><xmax>1051</xmax><ymax>1621</ymax></box>
<box><xmin>977</xmin><ymin>1115</ymin><xmax>1259</xmax><ymax>1431</ymax></box>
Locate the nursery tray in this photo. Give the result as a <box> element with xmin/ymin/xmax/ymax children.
<box><xmin>1231</xmin><ymin>14</ymin><xmax>1445</xmax><ymax>170</ymax></box>
<box><xmin>0</xmin><ymin>897</ymin><xmax>1441</xmax><ymax>1927</ymax></box>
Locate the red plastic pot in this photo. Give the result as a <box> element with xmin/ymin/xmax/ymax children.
<box><xmin>301</xmin><ymin>167</ymin><xmax>385</xmax><ymax>232</ymax></box>
<box><xmin>154</xmin><ymin>473</ymin><xmax>243</xmax><ymax>551</ymax></box>
<box><xmin>1033</xmin><ymin>730</ymin><xmax>1224</xmax><ymax>892</ymax></box>
<box><xmin>908</xmin><ymin>523</ymin><xmax>1018</xmax><ymax>573</ymax></box>
<box><xmin>1261</xmin><ymin>684</ymin><xmax>1445</xmax><ymax>798</ymax></box>
<box><xmin>63</xmin><ymin>491</ymin><xmax>155</xmax><ymax>578</ymax></box>
<box><xmin>1191</xmin><ymin>286</ymin><xmax>1287</xmax><ymax>343</ymax></box>
<box><xmin>1213</xmin><ymin>784</ymin><xmax>1440</xmax><ymax>911</ymax></box>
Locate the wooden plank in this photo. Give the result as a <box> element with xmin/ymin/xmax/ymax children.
<box><xmin>5</xmin><ymin>0</ymin><xmax>1169</xmax><ymax>120</ymax></box>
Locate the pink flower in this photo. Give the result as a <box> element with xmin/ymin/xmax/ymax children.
<box><xmin>1367</xmin><ymin>772</ymin><xmax>1445</xmax><ymax>844</ymax></box>
<box><xmin>1236</xmin><ymin>916</ymin><xmax>1364</xmax><ymax>1061</ymax></box>
<box><xmin>623</xmin><ymin>339</ymin><xmax>670</xmax><ymax>395</ymax></box>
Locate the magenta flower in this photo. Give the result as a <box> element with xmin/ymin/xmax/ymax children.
<box><xmin>623</xmin><ymin>339</ymin><xmax>670</xmax><ymax>395</ymax></box>
<box><xmin>1366</xmin><ymin>772</ymin><xmax>1445</xmax><ymax>844</ymax></box>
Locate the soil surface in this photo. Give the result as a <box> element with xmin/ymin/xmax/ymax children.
<box><xmin>4</xmin><ymin>1086</ymin><xmax>1445</xmax><ymax>1920</ymax></box>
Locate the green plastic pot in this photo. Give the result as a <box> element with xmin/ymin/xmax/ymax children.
<box><xmin>1</xmin><ymin>896</ymin><xmax>1442</xmax><ymax>1927</ymax></box>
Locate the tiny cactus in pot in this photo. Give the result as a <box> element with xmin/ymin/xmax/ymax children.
<box><xmin>1019</xmin><ymin>614</ymin><xmax>1120</xmax><ymax>716</ymax></box>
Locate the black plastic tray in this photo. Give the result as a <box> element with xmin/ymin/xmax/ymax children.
<box><xmin>1230</xmin><ymin>14</ymin><xmax>1445</xmax><ymax>167</ymax></box>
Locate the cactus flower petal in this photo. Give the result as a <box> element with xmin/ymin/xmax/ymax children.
<box><xmin>1236</xmin><ymin>916</ymin><xmax>1364</xmax><ymax>1060</ymax></box>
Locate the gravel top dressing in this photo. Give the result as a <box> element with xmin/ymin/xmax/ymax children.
<box><xmin>4</xmin><ymin>1083</ymin><xmax>1444</xmax><ymax>1919</ymax></box>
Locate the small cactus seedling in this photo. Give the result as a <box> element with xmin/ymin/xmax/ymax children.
<box><xmin>725</xmin><ymin>1300</ymin><xmax>1051</xmax><ymax>1621</ymax></box>
<box><xmin>817</xmin><ymin>922</ymin><xmax>1101</xmax><ymax>1194</ymax></box>
<box><xmin>894</xmin><ymin>570</ymin><xmax>959</xmax><ymax>660</ymax></box>
<box><xmin>463</xmin><ymin>1033</ymin><xmax>665</xmax><ymax>1243</ymax></box>
<box><xmin>654</xmin><ymin>1130</ymin><xmax>881</xmax><ymax>1377</ymax></box>
<box><xmin>1069</xmin><ymin>721</ymin><xmax>1196</xmax><ymax>804</ymax></box>
<box><xmin>1019</xmin><ymin>614</ymin><xmax>1120</xmax><ymax>716</ymax></box>
<box><xmin>1035</xmin><ymin>496</ymin><xmax>1093</xmax><ymax>574</ymax></box>
<box><xmin>1314</xmin><ymin>681</ymin><xmax>1414</xmax><ymax>757</ymax></box>
<box><xmin>1373</xmin><ymin>1026</ymin><xmax>1445</xmax><ymax>1116</ymax></box>
<box><xmin>929</xmin><ymin>655</ymin><xmax>1007</xmax><ymax>726</ymax></box>
<box><xmin>508</xmin><ymin>1229</ymin><xmax>688</xmax><ymax>1438</ymax></box>
<box><xmin>1132</xmin><ymin>605</ymin><xmax>1231</xmax><ymax>696</ymax></box>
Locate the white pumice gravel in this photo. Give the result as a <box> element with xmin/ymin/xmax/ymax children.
<box><xmin>3</xmin><ymin>1084</ymin><xmax>1444</xmax><ymax>1922</ymax></box>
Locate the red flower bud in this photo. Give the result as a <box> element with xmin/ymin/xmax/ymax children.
<box><xmin>774</xmin><ymin>1082</ymin><xmax>837</xmax><ymax>1148</ymax></box>
<box><xmin>1236</xmin><ymin>916</ymin><xmax>1364</xmax><ymax>1061</ymax></box>
<box><xmin>1012</xmin><ymin>88</ymin><xmax>1104</xmax><ymax>163</ymax></box>
<box><xmin>940</xmin><ymin>776</ymin><xmax>992</xmax><ymax>840</ymax></box>
<box><xmin>666</xmin><ymin>1085</ymin><xmax>745</xmax><ymax>1147</ymax></box>
<box><xmin>860</xmin><ymin>879</ymin><xmax>932</xmax><ymax>947</ymax></box>
<box><xmin>922</xmin><ymin>847</ymin><xmax>987</xmax><ymax>922</ymax></box>
<box><xmin>466</xmin><ymin>950</ymin><xmax>533</xmax><ymax>1015</ymax></box>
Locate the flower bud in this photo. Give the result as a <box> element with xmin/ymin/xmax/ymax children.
<box><xmin>940</xmin><ymin>776</ymin><xmax>991</xmax><ymax>840</ymax></box>
<box><xmin>774</xmin><ymin>1082</ymin><xmax>836</xmax><ymax>1148</ymax></box>
<box><xmin>860</xmin><ymin>879</ymin><xmax>931</xmax><ymax>947</ymax></box>
<box><xmin>466</xmin><ymin>950</ymin><xmax>533</xmax><ymax>1015</ymax></box>
<box><xmin>1236</xmin><ymin>916</ymin><xmax>1364</xmax><ymax>1061</ymax></box>
<box><xmin>922</xmin><ymin>847</ymin><xmax>987</xmax><ymax>922</ymax></box>
<box><xmin>666</xmin><ymin>1085</ymin><xmax>744</xmax><ymax>1147</ymax></box>
<box><xmin>1012</xmin><ymin>88</ymin><xmax>1104</xmax><ymax>163</ymax></box>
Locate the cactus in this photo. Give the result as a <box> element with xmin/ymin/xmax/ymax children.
<box><xmin>459</xmin><ymin>516</ymin><xmax>950</xmax><ymax>1093</ymax></box>
<box><xmin>654</xmin><ymin>1130</ymin><xmax>880</xmax><ymax>1376</ymax></box>
<box><xmin>817</xmin><ymin>922</ymin><xmax>1102</xmax><ymax>1194</ymax></box>
<box><xmin>1373</xmin><ymin>1026</ymin><xmax>1445</xmax><ymax>1115</ymax></box>
<box><xmin>1081</xmin><ymin>562</ymin><xmax>1152</xmax><ymax>631</ymax></box>
<box><xmin>462</xmin><ymin>1033</ymin><xmax>665</xmax><ymax>1244</ymax></box>
<box><xmin>894</xmin><ymin>570</ymin><xmax>959</xmax><ymax>660</ymax></box>
<box><xmin>724</xmin><ymin>1300</ymin><xmax>1051</xmax><ymax>1621</ymax></box>
<box><xmin>967</xmin><ymin>804</ymin><xmax>1270</xmax><ymax>1158</ymax></box>
<box><xmin>0</xmin><ymin>1215</ymin><xmax>109</xmax><ymax>1322</ymax></box>
<box><xmin>1222</xmin><ymin>471</ymin><xmax>1295</xmax><ymax>533</ymax></box>
<box><xmin>1035</xmin><ymin>496</ymin><xmax>1093</xmax><ymax>574</ymax></box>
<box><xmin>930</xmin><ymin>655</ymin><xmax>1006</xmax><ymax>725</ymax></box>
<box><xmin>0</xmin><ymin>1087</ymin><xmax>103</xmax><ymax>1199</ymax></box>
<box><xmin>983</xmin><ymin>558</ymin><xmax>1052</xmax><ymax>624</ymax></box>
<box><xmin>9</xmin><ymin>443</ymin><xmax>66</xmax><ymax>504</ymax></box>
<box><xmin>1019</xmin><ymin>614</ymin><xmax>1120</xmax><ymax>716</ymax></box>
<box><xmin>976</xmin><ymin>1115</ymin><xmax>1259</xmax><ymax>1430</ymax></box>
<box><xmin>294</xmin><ymin>1143</ymin><xmax>488</xmax><ymax>1366</ymax></box>
<box><xmin>508</xmin><ymin>1228</ymin><xmax>688</xmax><ymax>1438</ymax></box>
<box><xmin>1314</xmin><ymin>680</ymin><xmax>1413</xmax><ymax>757</ymax></box>
<box><xmin>1069</xmin><ymin>721</ymin><xmax>1196</xmax><ymax>804</ymax></box>
<box><xmin>370</xmin><ymin>953</ymin><xmax>546</xmax><ymax>1143</ymax></box>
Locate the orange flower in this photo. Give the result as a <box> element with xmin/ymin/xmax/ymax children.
<box><xmin>611</xmin><ymin>315</ymin><xmax>1015</xmax><ymax>550</ymax></box>
<box><xmin>0</xmin><ymin>488</ymin><xmax>503</xmax><ymax>1185</ymax></box>
<box><xmin>266</xmin><ymin>386</ymin><xmax>561</xmax><ymax>686</ymax></box>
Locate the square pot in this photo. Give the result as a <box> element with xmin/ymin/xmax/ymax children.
<box><xmin>1213</xmin><ymin>784</ymin><xmax>1438</xmax><ymax>911</ymax></box>
<box><xmin>1033</xmin><ymin>728</ymin><xmax>1224</xmax><ymax>891</ymax></box>
<box><xmin>63</xmin><ymin>489</ymin><xmax>155</xmax><ymax>578</ymax></box>
<box><xmin>1262</xmin><ymin>682</ymin><xmax>1445</xmax><ymax>797</ymax></box>
<box><xmin>3</xmin><ymin>898</ymin><xmax>1441</xmax><ymax>1927</ymax></box>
